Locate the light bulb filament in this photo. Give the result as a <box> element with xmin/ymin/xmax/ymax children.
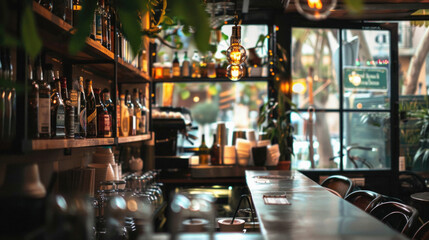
<box><xmin>231</xmin><ymin>50</ymin><xmax>242</xmax><ymax>63</ymax></box>
<box><xmin>308</xmin><ymin>0</ymin><xmax>323</xmax><ymax>9</ymax></box>
<box><xmin>231</xmin><ymin>66</ymin><xmax>240</xmax><ymax>79</ymax></box>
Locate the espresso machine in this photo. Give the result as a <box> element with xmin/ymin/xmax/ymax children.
<box><xmin>152</xmin><ymin>107</ymin><xmax>196</xmax><ymax>169</ymax></box>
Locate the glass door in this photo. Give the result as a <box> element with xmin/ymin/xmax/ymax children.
<box><xmin>290</xmin><ymin>23</ymin><xmax>398</xmax><ymax>172</ymax></box>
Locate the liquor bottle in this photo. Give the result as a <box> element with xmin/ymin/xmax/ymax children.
<box><xmin>198</xmin><ymin>134</ymin><xmax>210</xmax><ymax>165</ymax></box>
<box><xmin>101</xmin><ymin>89</ymin><xmax>114</xmax><ymax>137</ymax></box>
<box><xmin>132</xmin><ymin>88</ymin><xmax>144</xmax><ymax>135</ymax></box>
<box><xmin>139</xmin><ymin>88</ymin><xmax>148</xmax><ymax>134</ymax></box>
<box><xmin>60</xmin><ymin>75</ymin><xmax>75</xmax><ymax>138</ymax></box>
<box><xmin>94</xmin><ymin>88</ymin><xmax>111</xmax><ymax>137</ymax></box>
<box><xmin>191</xmin><ymin>50</ymin><xmax>201</xmax><ymax>78</ymax></box>
<box><xmin>94</xmin><ymin>0</ymin><xmax>103</xmax><ymax>43</ymax></box>
<box><xmin>116</xmin><ymin>89</ymin><xmax>121</xmax><ymax>137</ymax></box>
<box><xmin>210</xmin><ymin>134</ymin><xmax>220</xmax><ymax>165</ymax></box>
<box><xmin>0</xmin><ymin>48</ymin><xmax>4</xmax><ymax>139</ymax></box>
<box><xmin>120</xmin><ymin>94</ymin><xmax>129</xmax><ymax>137</ymax></box>
<box><xmin>85</xmin><ymin>79</ymin><xmax>97</xmax><ymax>137</ymax></box>
<box><xmin>172</xmin><ymin>52</ymin><xmax>180</xmax><ymax>78</ymax></box>
<box><xmin>37</xmin><ymin>57</ymin><xmax>51</xmax><ymax>138</ymax></box>
<box><xmin>126</xmin><ymin>91</ymin><xmax>136</xmax><ymax>136</ymax></box>
<box><xmin>53</xmin><ymin>0</ymin><xmax>66</xmax><ymax>21</ymax></box>
<box><xmin>70</xmin><ymin>76</ymin><xmax>81</xmax><ymax>138</ymax></box>
<box><xmin>77</xmin><ymin>76</ymin><xmax>86</xmax><ymax>137</ymax></box>
<box><xmin>207</xmin><ymin>52</ymin><xmax>217</xmax><ymax>78</ymax></box>
<box><xmin>3</xmin><ymin>48</ymin><xmax>14</xmax><ymax>139</ymax></box>
<box><xmin>28</xmin><ymin>58</ymin><xmax>39</xmax><ymax>139</ymax></box>
<box><xmin>162</xmin><ymin>54</ymin><xmax>172</xmax><ymax>78</ymax></box>
<box><xmin>72</xmin><ymin>0</ymin><xmax>82</xmax><ymax>26</ymax></box>
<box><xmin>182</xmin><ymin>51</ymin><xmax>190</xmax><ymax>77</ymax></box>
<box><xmin>50</xmin><ymin>78</ymin><xmax>66</xmax><ymax>138</ymax></box>
<box><xmin>39</xmin><ymin>0</ymin><xmax>53</xmax><ymax>12</ymax></box>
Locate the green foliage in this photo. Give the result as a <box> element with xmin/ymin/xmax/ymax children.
<box><xmin>69</xmin><ymin>0</ymin><xmax>97</xmax><ymax>54</ymax></box>
<box><xmin>191</xmin><ymin>101</ymin><xmax>219</xmax><ymax>125</ymax></box>
<box><xmin>21</xmin><ymin>5</ymin><xmax>42</xmax><ymax>59</ymax></box>
<box><xmin>344</xmin><ymin>0</ymin><xmax>364</xmax><ymax>14</ymax></box>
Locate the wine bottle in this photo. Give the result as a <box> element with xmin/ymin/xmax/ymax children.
<box><xmin>172</xmin><ymin>51</ymin><xmax>180</xmax><ymax>78</ymax></box>
<box><xmin>50</xmin><ymin>77</ymin><xmax>66</xmax><ymax>138</ymax></box>
<box><xmin>126</xmin><ymin>91</ymin><xmax>136</xmax><ymax>136</ymax></box>
<box><xmin>210</xmin><ymin>134</ymin><xmax>220</xmax><ymax>165</ymax></box>
<box><xmin>94</xmin><ymin>0</ymin><xmax>103</xmax><ymax>43</ymax></box>
<box><xmin>60</xmin><ymin>75</ymin><xmax>75</xmax><ymax>138</ymax></box>
<box><xmin>95</xmin><ymin>88</ymin><xmax>111</xmax><ymax>137</ymax></box>
<box><xmin>70</xmin><ymin>76</ymin><xmax>80</xmax><ymax>138</ymax></box>
<box><xmin>28</xmin><ymin>58</ymin><xmax>39</xmax><ymax>139</ymax></box>
<box><xmin>37</xmin><ymin>57</ymin><xmax>51</xmax><ymax>138</ymax></box>
<box><xmin>102</xmin><ymin>89</ymin><xmax>114</xmax><ymax>137</ymax></box>
<box><xmin>72</xmin><ymin>0</ymin><xmax>82</xmax><ymax>26</ymax></box>
<box><xmin>85</xmin><ymin>79</ymin><xmax>97</xmax><ymax>137</ymax></box>
<box><xmin>77</xmin><ymin>77</ymin><xmax>86</xmax><ymax>137</ymax></box>
<box><xmin>132</xmin><ymin>88</ymin><xmax>144</xmax><ymax>135</ymax></box>
<box><xmin>191</xmin><ymin>50</ymin><xmax>201</xmax><ymax>78</ymax></box>
<box><xmin>198</xmin><ymin>134</ymin><xmax>210</xmax><ymax>165</ymax></box>
<box><xmin>120</xmin><ymin>93</ymin><xmax>129</xmax><ymax>137</ymax></box>
<box><xmin>116</xmin><ymin>89</ymin><xmax>121</xmax><ymax>137</ymax></box>
<box><xmin>182</xmin><ymin>51</ymin><xmax>190</xmax><ymax>77</ymax></box>
<box><xmin>139</xmin><ymin>88</ymin><xmax>148</xmax><ymax>134</ymax></box>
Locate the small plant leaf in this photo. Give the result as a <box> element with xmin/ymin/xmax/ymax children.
<box><xmin>21</xmin><ymin>5</ymin><xmax>42</xmax><ymax>59</ymax></box>
<box><xmin>69</xmin><ymin>0</ymin><xmax>97</xmax><ymax>55</ymax></box>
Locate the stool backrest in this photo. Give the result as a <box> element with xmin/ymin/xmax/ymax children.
<box><xmin>413</xmin><ymin>221</ymin><xmax>429</xmax><ymax>240</ymax></box>
<box><xmin>321</xmin><ymin>175</ymin><xmax>354</xmax><ymax>198</ymax></box>
<box><xmin>345</xmin><ymin>190</ymin><xmax>382</xmax><ymax>212</ymax></box>
<box><xmin>370</xmin><ymin>201</ymin><xmax>419</xmax><ymax>238</ymax></box>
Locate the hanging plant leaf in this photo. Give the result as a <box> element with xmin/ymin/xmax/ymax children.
<box><xmin>21</xmin><ymin>5</ymin><xmax>42</xmax><ymax>59</ymax></box>
<box><xmin>344</xmin><ymin>0</ymin><xmax>363</xmax><ymax>14</ymax></box>
<box><xmin>69</xmin><ymin>0</ymin><xmax>97</xmax><ymax>55</ymax></box>
<box><xmin>180</xmin><ymin>90</ymin><xmax>190</xmax><ymax>100</ymax></box>
<box><xmin>117</xmin><ymin>8</ymin><xmax>143</xmax><ymax>57</ymax></box>
<box><xmin>169</xmin><ymin>0</ymin><xmax>209</xmax><ymax>53</ymax></box>
<box><xmin>208</xmin><ymin>85</ymin><xmax>217</xmax><ymax>95</ymax></box>
<box><xmin>161</xmin><ymin>15</ymin><xmax>174</xmax><ymax>25</ymax></box>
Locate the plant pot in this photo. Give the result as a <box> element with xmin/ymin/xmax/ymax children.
<box><xmin>276</xmin><ymin>160</ymin><xmax>291</xmax><ymax>170</ymax></box>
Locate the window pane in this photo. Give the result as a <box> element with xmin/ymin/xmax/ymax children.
<box><xmin>291</xmin><ymin>28</ymin><xmax>340</xmax><ymax>109</ymax></box>
<box><xmin>343</xmin><ymin>112</ymin><xmax>391</xmax><ymax>170</ymax></box>
<box><xmin>155</xmin><ymin>81</ymin><xmax>268</xmax><ymax>146</ymax></box>
<box><xmin>291</xmin><ymin>112</ymin><xmax>340</xmax><ymax>170</ymax></box>
<box><xmin>342</xmin><ymin>29</ymin><xmax>390</xmax><ymax>110</ymax></box>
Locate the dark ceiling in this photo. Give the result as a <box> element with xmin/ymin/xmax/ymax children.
<box><xmin>206</xmin><ymin>0</ymin><xmax>429</xmax><ymax>22</ymax></box>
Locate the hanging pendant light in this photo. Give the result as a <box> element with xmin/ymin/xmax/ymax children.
<box><xmin>226</xmin><ymin>64</ymin><xmax>245</xmax><ymax>81</ymax></box>
<box><xmin>226</xmin><ymin>12</ymin><xmax>246</xmax><ymax>81</ymax></box>
<box><xmin>295</xmin><ymin>0</ymin><xmax>337</xmax><ymax>20</ymax></box>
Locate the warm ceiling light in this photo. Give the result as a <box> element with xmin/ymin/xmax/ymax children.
<box><xmin>292</xmin><ymin>79</ymin><xmax>307</xmax><ymax>94</ymax></box>
<box><xmin>295</xmin><ymin>0</ymin><xmax>337</xmax><ymax>20</ymax></box>
<box><xmin>226</xmin><ymin>25</ymin><xmax>247</xmax><ymax>66</ymax></box>
<box><xmin>226</xmin><ymin>64</ymin><xmax>244</xmax><ymax>81</ymax></box>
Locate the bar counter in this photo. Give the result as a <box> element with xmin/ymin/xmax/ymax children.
<box><xmin>246</xmin><ymin>170</ymin><xmax>408</xmax><ymax>240</ymax></box>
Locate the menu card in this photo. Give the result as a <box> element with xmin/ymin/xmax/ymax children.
<box><xmin>263</xmin><ymin>193</ymin><xmax>291</xmax><ymax>205</ymax></box>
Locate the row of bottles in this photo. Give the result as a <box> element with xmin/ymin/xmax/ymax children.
<box><xmin>0</xmin><ymin>48</ymin><xmax>16</xmax><ymax>141</ymax></box>
<box><xmin>198</xmin><ymin>134</ymin><xmax>221</xmax><ymax>165</ymax></box>
<box><xmin>152</xmin><ymin>51</ymin><xmax>218</xmax><ymax>79</ymax></box>
<box><xmin>28</xmin><ymin>58</ymin><xmax>149</xmax><ymax>139</ymax></box>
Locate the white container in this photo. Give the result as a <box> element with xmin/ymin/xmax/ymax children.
<box><xmin>224</xmin><ymin>146</ymin><xmax>236</xmax><ymax>165</ymax></box>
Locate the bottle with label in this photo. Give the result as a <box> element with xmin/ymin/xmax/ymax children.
<box><xmin>50</xmin><ymin>78</ymin><xmax>66</xmax><ymax>138</ymax></box>
<box><xmin>60</xmin><ymin>75</ymin><xmax>75</xmax><ymax>138</ymax></box>
<box><xmin>132</xmin><ymin>88</ymin><xmax>144</xmax><ymax>135</ymax></box>
<box><xmin>207</xmin><ymin>52</ymin><xmax>217</xmax><ymax>78</ymax></box>
<box><xmin>191</xmin><ymin>50</ymin><xmax>201</xmax><ymax>78</ymax></box>
<box><xmin>120</xmin><ymin>94</ymin><xmax>129</xmax><ymax>137</ymax></box>
<box><xmin>72</xmin><ymin>0</ymin><xmax>82</xmax><ymax>26</ymax></box>
<box><xmin>28</xmin><ymin>58</ymin><xmax>39</xmax><ymax>139</ymax></box>
<box><xmin>70</xmin><ymin>76</ymin><xmax>80</xmax><ymax>138</ymax></box>
<box><xmin>102</xmin><ymin>89</ymin><xmax>114</xmax><ymax>137</ymax></box>
<box><xmin>4</xmin><ymin>48</ymin><xmax>15</xmax><ymax>139</ymax></box>
<box><xmin>116</xmin><ymin>89</ymin><xmax>121</xmax><ymax>137</ymax></box>
<box><xmin>37</xmin><ymin>57</ymin><xmax>51</xmax><ymax>138</ymax></box>
<box><xmin>182</xmin><ymin>51</ymin><xmax>190</xmax><ymax>77</ymax></box>
<box><xmin>39</xmin><ymin>0</ymin><xmax>53</xmax><ymax>12</ymax></box>
<box><xmin>77</xmin><ymin>76</ymin><xmax>86</xmax><ymax>138</ymax></box>
<box><xmin>139</xmin><ymin>88</ymin><xmax>148</xmax><ymax>134</ymax></box>
<box><xmin>162</xmin><ymin>54</ymin><xmax>172</xmax><ymax>78</ymax></box>
<box><xmin>94</xmin><ymin>0</ymin><xmax>103</xmax><ymax>43</ymax></box>
<box><xmin>210</xmin><ymin>134</ymin><xmax>220</xmax><ymax>165</ymax></box>
<box><xmin>126</xmin><ymin>91</ymin><xmax>136</xmax><ymax>136</ymax></box>
<box><xmin>85</xmin><ymin>79</ymin><xmax>97</xmax><ymax>137</ymax></box>
<box><xmin>94</xmin><ymin>88</ymin><xmax>111</xmax><ymax>137</ymax></box>
<box><xmin>199</xmin><ymin>134</ymin><xmax>210</xmax><ymax>165</ymax></box>
<box><xmin>172</xmin><ymin>51</ymin><xmax>180</xmax><ymax>78</ymax></box>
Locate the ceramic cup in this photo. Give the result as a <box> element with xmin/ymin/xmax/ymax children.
<box><xmin>218</xmin><ymin>218</ymin><xmax>245</xmax><ymax>232</ymax></box>
<box><xmin>183</xmin><ymin>218</ymin><xmax>209</xmax><ymax>232</ymax></box>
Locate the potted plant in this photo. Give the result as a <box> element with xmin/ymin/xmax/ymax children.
<box><xmin>257</xmin><ymin>44</ymin><xmax>297</xmax><ymax>170</ymax></box>
<box><xmin>408</xmin><ymin>99</ymin><xmax>429</xmax><ymax>170</ymax></box>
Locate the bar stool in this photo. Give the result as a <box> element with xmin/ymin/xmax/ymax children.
<box><xmin>370</xmin><ymin>201</ymin><xmax>419</xmax><ymax>238</ymax></box>
<box><xmin>399</xmin><ymin>171</ymin><xmax>427</xmax><ymax>204</ymax></box>
<box><xmin>321</xmin><ymin>175</ymin><xmax>354</xmax><ymax>198</ymax></box>
<box><xmin>345</xmin><ymin>190</ymin><xmax>382</xmax><ymax>212</ymax></box>
<box><xmin>411</xmin><ymin>192</ymin><xmax>429</xmax><ymax>223</ymax></box>
<box><xmin>413</xmin><ymin>221</ymin><xmax>429</xmax><ymax>240</ymax></box>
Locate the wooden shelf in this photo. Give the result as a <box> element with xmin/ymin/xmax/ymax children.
<box><xmin>23</xmin><ymin>133</ymin><xmax>152</xmax><ymax>151</ymax></box>
<box><xmin>24</xmin><ymin>137</ymin><xmax>115</xmax><ymax>151</ymax></box>
<box><xmin>117</xmin><ymin>134</ymin><xmax>151</xmax><ymax>144</ymax></box>
<box><xmin>33</xmin><ymin>2</ymin><xmax>150</xmax><ymax>82</ymax></box>
<box><xmin>153</xmin><ymin>76</ymin><xmax>269</xmax><ymax>83</ymax></box>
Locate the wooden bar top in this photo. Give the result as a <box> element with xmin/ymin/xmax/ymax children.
<box><xmin>245</xmin><ymin>170</ymin><xmax>407</xmax><ymax>240</ymax></box>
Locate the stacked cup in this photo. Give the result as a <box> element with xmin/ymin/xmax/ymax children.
<box><xmin>266</xmin><ymin>144</ymin><xmax>280</xmax><ymax>166</ymax></box>
<box><xmin>223</xmin><ymin>146</ymin><xmax>236</xmax><ymax>165</ymax></box>
<box><xmin>236</xmin><ymin>139</ymin><xmax>252</xmax><ymax>166</ymax></box>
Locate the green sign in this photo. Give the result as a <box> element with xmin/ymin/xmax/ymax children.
<box><xmin>343</xmin><ymin>67</ymin><xmax>388</xmax><ymax>90</ymax></box>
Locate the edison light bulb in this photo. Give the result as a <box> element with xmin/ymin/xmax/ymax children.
<box><xmin>226</xmin><ymin>44</ymin><xmax>247</xmax><ymax>65</ymax></box>
<box><xmin>295</xmin><ymin>0</ymin><xmax>337</xmax><ymax>20</ymax></box>
<box><xmin>227</xmin><ymin>64</ymin><xmax>244</xmax><ymax>81</ymax></box>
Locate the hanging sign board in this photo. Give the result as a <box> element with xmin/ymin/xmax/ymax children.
<box><xmin>343</xmin><ymin>67</ymin><xmax>388</xmax><ymax>91</ymax></box>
